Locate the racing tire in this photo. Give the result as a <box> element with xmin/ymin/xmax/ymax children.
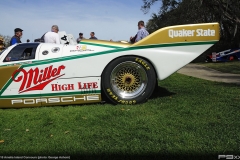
<box><xmin>205</xmin><ymin>56</ymin><xmax>212</xmax><ymax>62</ymax></box>
<box><xmin>102</xmin><ymin>56</ymin><xmax>156</xmax><ymax>105</ymax></box>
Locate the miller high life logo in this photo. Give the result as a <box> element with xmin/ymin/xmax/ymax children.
<box><xmin>12</xmin><ymin>65</ymin><xmax>66</xmax><ymax>93</ymax></box>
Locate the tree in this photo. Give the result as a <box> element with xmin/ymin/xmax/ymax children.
<box><xmin>0</xmin><ymin>34</ymin><xmax>11</xmax><ymax>47</ymax></box>
<box><xmin>142</xmin><ymin>0</ymin><xmax>240</xmax><ymax>61</ymax></box>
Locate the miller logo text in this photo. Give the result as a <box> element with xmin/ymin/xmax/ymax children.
<box><xmin>11</xmin><ymin>65</ymin><xmax>65</xmax><ymax>93</ymax></box>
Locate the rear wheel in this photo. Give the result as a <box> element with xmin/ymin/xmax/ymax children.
<box><xmin>102</xmin><ymin>56</ymin><xmax>156</xmax><ymax>104</ymax></box>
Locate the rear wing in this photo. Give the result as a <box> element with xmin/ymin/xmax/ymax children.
<box><xmin>68</xmin><ymin>23</ymin><xmax>220</xmax><ymax>48</ymax></box>
<box><xmin>132</xmin><ymin>22</ymin><xmax>220</xmax><ymax>47</ymax></box>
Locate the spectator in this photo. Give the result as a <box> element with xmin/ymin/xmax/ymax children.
<box><xmin>130</xmin><ymin>20</ymin><xmax>149</xmax><ymax>43</ymax></box>
<box><xmin>130</xmin><ymin>34</ymin><xmax>137</xmax><ymax>43</ymax></box>
<box><xmin>44</xmin><ymin>25</ymin><xmax>60</xmax><ymax>44</ymax></box>
<box><xmin>76</xmin><ymin>33</ymin><xmax>85</xmax><ymax>43</ymax></box>
<box><xmin>89</xmin><ymin>32</ymin><xmax>97</xmax><ymax>39</ymax></box>
<box><xmin>10</xmin><ymin>28</ymin><xmax>23</xmax><ymax>45</ymax></box>
<box><xmin>26</xmin><ymin>39</ymin><xmax>30</xmax><ymax>43</ymax></box>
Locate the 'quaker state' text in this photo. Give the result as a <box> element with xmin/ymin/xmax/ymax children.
<box><xmin>168</xmin><ymin>29</ymin><xmax>215</xmax><ymax>38</ymax></box>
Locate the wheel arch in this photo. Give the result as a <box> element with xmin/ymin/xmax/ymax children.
<box><xmin>100</xmin><ymin>55</ymin><xmax>158</xmax><ymax>80</ymax></box>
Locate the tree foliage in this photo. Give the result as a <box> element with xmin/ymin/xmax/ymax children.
<box><xmin>142</xmin><ymin>0</ymin><xmax>240</xmax><ymax>50</ymax></box>
<box><xmin>0</xmin><ymin>34</ymin><xmax>11</xmax><ymax>47</ymax></box>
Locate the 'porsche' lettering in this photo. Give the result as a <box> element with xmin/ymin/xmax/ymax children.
<box><xmin>11</xmin><ymin>95</ymin><xmax>100</xmax><ymax>105</ymax></box>
<box><xmin>48</xmin><ymin>98</ymin><xmax>60</xmax><ymax>103</ymax></box>
<box><xmin>61</xmin><ymin>97</ymin><xmax>73</xmax><ymax>102</ymax></box>
<box><xmin>12</xmin><ymin>65</ymin><xmax>66</xmax><ymax>93</ymax></box>
<box><xmin>36</xmin><ymin>98</ymin><xmax>47</xmax><ymax>103</ymax></box>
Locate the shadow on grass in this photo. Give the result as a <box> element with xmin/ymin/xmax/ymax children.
<box><xmin>210</xmin><ymin>81</ymin><xmax>240</xmax><ymax>87</ymax></box>
<box><xmin>150</xmin><ymin>86</ymin><xmax>176</xmax><ymax>100</ymax></box>
<box><xmin>100</xmin><ymin>86</ymin><xmax>176</xmax><ymax>105</ymax></box>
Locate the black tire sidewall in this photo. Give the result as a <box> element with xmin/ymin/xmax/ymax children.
<box><xmin>102</xmin><ymin>56</ymin><xmax>156</xmax><ymax>104</ymax></box>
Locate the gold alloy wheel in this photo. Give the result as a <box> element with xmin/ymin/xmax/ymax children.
<box><xmin>110</xmin><ymin>61</ymin><xmax>148</xmax><ymax>99</ymax></box>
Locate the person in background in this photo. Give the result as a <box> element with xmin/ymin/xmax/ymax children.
<box><xmin>44</xmin><ymin>25</ymin><xmax>60</xmax><ymax>44</ymax></box>
<box><xmin>130</xmin><ymin>34</ymin><xmax>137</xmax><ymax>43</ymax></box>
<box><xmin>130</xmin><ymin>20</ymin><xmax>149</xmax><ymax>43</ymax></box>
<box><xmin>89</xmin><ymin>32</ymin><xmax>97</xmax><ymax>39</ymax></box>
<box><xmin>76</xmin><ymin>33</ymin><xmax>85</xmax><ymax>43</ymax></box>
<box><xmin>26</xmin><ymin>39</ymin><xmax>30</xmax><ymax>43</ymax></box>
<box><xmin>10</xmin><ymin>28</ymin><xmax>23</xmax><ymax>45</ymax></box>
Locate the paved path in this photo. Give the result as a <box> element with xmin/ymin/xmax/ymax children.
<box><xmin>177</xmin><ymin>64</ymin><xmax>240</xmax><ymax>85</ymax></box>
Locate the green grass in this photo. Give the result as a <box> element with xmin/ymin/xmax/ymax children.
<box><xmin>0</xmin><ymin>73</ymin><xmax>239</xmax><ymax>159</ymax></box>
<box><xmin>199</xmin><ymin>61</ymin><xmax>240</xmax><ymax>74</ymax></box>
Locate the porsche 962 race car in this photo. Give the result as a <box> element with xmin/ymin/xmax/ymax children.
<box><xmin>0</xmin><ymin>23</ymin><xmax>220</xmax><ymax>108</ymax></box>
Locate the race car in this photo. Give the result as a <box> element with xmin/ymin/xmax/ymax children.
<box><xmin>205</xmin><ymin>48</ymin><xmax>240</xmax><ymax>62</ymax></box>
<box><xmin>0</xmin><ymin>22</ymin><xmax>220</xmax><ymax>108</ymax></box>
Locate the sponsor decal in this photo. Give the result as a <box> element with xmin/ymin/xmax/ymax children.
<box><xmin>11</xmin><ymin>95</ymin><xmax>100</xmax><ymax>105</ymax></box>
<box><xmin>70</xmin><ymin>45</ymin><xmax>94</xmax><ymax>52</ymax></box>
<box><xmin>12</xmin><ymin>65</ymin><xmax>65</xmax><ymax>93</ymax></box>
<box><xmin>51</xmin><ymin>82</ymin><xmax>98</xmax><ymax>91</ymax></box>
<box><xmin>77</xmin><ymin>45</ymin><xmax>87</xmax><ymax>50</ymax></box>
<box><xmin>168</xmin><ymin>29</ymin><xmax>215</xmax><ymax>38</ymax></box>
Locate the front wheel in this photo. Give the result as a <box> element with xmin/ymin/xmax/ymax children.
<box><xmin>102</xmin><ymin>56</ymin><xmax>156</xmax><ymax>105</ymax></box>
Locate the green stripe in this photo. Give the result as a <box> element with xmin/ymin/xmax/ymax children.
<box><xmin>0</xmin><ymin>41</ymin><xmax>217</xmax><ymax>96</ymax></box>
<box><xmin>0</xmin><ymin>90</ymin><xmax>101</xmax><ymax>99</ymax></box>
<box><xmin>80</xmin><ymin>42</ymin><xmax>124</xmax><ymax>49</ymax></box>
<box><xmin>16</xmin><ymin>41</ymin><xmax>218</xmax><ymax>67</ymax></box>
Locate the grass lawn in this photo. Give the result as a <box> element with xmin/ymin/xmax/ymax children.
<box><xmin>0</xmin><ymin>73</ymin><xmax>239</xmax><ymax>159</ymax></box>
<box><xmin>198</xmin><ymin>61</ymin><xmax>240</xmax><ymax>74</ymax></box>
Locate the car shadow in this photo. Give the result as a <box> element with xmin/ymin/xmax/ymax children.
<box><xmin>100</xmin><ymin>85</ymin><xmax>176</xmax><ymax>105</ymax></box>
<box><xmin>149</xmin><ymin>85</ymin><xmax>176</xmax><ymax>99</ymax></box>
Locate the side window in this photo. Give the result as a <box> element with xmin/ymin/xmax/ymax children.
<box><xmin>4</xmin><ymin>45</ymin><xmax>37</xmax><ymax>62</ymax></box>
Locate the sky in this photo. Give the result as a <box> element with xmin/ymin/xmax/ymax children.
<box><xmin>0</xmin><ymin>0</ymin><xmax>161</xmax><ymax>42</ymax></box>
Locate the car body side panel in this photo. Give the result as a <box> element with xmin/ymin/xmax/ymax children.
<box><xmin>2</xmin><ymin>77</ymin><xmax>101</xmax><ymax>108</ymax></box>
<box><xmin>0</xmin><ymin>22</ymin><xmax>220</xmax><ymax>108</ymax></box>
<box><xmin>0</xmin><ymin>65</ymin><xmax>20</xmax><ymax>90</ymax></box>
<box><xmin>30</xmin><ymin>43</ymin><xmax>212</xmax><ymax>80</ymax></box>
<box><xmin>0</xmin><ymin>43</ymin><xmax>216</xmax><ymax>108</ymax></box>
<box><xmin>0</xmin><ymin>43</ymin><xmax>213</xmax><ymax>93</ymax></box>
<box><xmin>38</xmin><ymin>43</ymin><xmax>63</xmax><ymax>60</ymax></box>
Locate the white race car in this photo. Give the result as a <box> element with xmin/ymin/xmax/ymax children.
<box><xmin>0</xmin><ymin>23</ymin><xmax>219</xmax><ymax>108</ymax></box>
